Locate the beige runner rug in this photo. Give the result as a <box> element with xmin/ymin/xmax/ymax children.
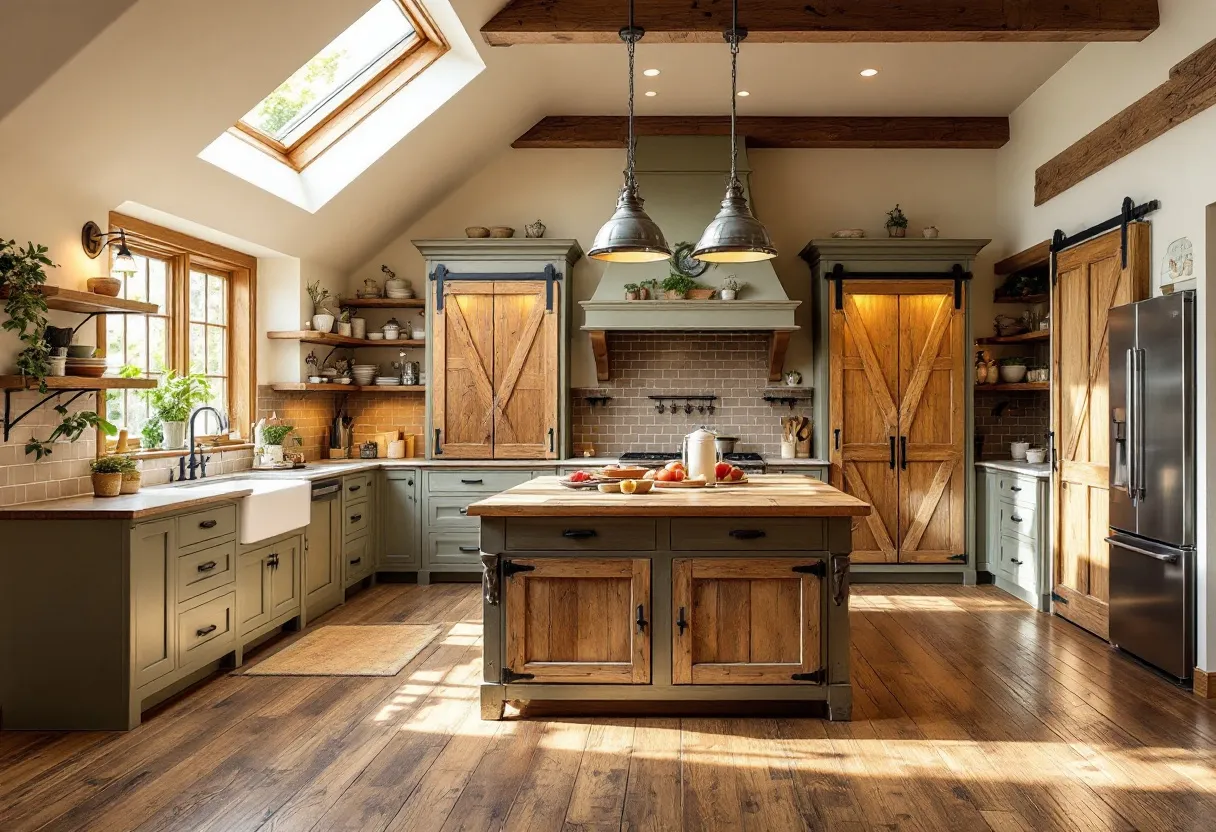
<box><xmin>242</xmin><ymin>624</ymin><xmax>443</xmax><ymax>676</ymax></box>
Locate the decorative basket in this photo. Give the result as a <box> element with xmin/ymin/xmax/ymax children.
<box><xmin>92</xmin><ymin>473</ymin><xmax>123</xmax><ymax>498</ymax></box>
<box><xmin>687</xmin><ymin>288</ymin><xmax>715</xmax><ymax>300</ymax></box>
<box><xmin>120</xmin><ymin>472</ymin><xmax>142</xmax><ymax>495</ymax></box>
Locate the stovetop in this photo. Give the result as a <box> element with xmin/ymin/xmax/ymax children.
<box><xmin>618</xmin><ymin>451</ymin><xmax>766</xmax><ymax>471</ymax></box>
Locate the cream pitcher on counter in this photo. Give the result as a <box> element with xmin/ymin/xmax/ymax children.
<box><xmin>682</xmin><ymin>427</ymin><xmax>720</xmax><ymax>484</ymax></box>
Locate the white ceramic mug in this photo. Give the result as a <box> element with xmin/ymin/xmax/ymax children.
<box><xmin>1010</xmin><ymin>441</ymin><xmax>1030</xmax><ymax>461</ymax></box>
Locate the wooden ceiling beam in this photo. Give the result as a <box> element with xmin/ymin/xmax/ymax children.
<box><xmin>483</xmin><ymin>0</ymin><xmax>1159</xmax><ymax>46</ymax></box>
<box><xmin>513</xmin><ymin>116</ymin><xmax>1010</xmax><ymax>150</ymax></box>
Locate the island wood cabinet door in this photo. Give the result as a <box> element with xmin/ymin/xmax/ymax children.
<box><xmin>671</xmin><ymin>558</ymin><xmax>821</xmax><ymax>684</ymax></box>
<box><xmin>503</xmin><ymin>557</ymin><xmax>651</xmax><ymax>683</ymax></box>
<box><xmin>433</xmin><ymin>280</ymin><xmax>559</xmax><ymax>460</ymax></box>
<box><xmin>830</xmin><ymin>284</ymin><xmax>965</xmax><ymax>563</ymax></box>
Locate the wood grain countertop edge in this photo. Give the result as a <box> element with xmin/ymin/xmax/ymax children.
<box><xmin>0</xmin><ymin>489</ymin><xmax>255</xmax><ymax>521</ymax></box>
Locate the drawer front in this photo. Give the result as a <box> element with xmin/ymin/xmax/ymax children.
<box><xmin>345</xmin><ymin>537</ymin><xmax>373</xmax><ymax>583</ymax></box>
<box><xmin>176</xmin><ymin>504</ymin><xmax>237</xmax><ymax>549</ymax></box>
<box><xmin>504</xmin><ymin>518</ymin><xmax>657</xmax><ymax>551</ymax></box>
<box><xmin>177</xmin><ymin>540</ymin><xmax>236</xmax><ymax>603</ymax></box>
<box><xmin>426</xmin><ymin>495</ymin><xmax>480</xmax><ymax>530</ymax></box>
<box><xmin>999</xmin><ymin>500</ymin><xmax>1039</xmax><ymax>542</ymax></box>
<box><xmin>343</xmin><ymin>474</ymin><xmax>372</xmax><ymax>500</ymax></box>
<box><xmin>770</xmin><ymin>467</ymin><xmax>828</xmax><ymax>482</ymax></box>
<box><xmin>997</xmin><ymin>475</ymin><xmax>1038</xmax><ymax>507</ymax></box>
<box><xmin>999</xmin><ymin>534</ymin><xmax>1038</xmax><ymax>590</ymax></box>
<box><xmin>425</xmin><ymin>533</ymin><xmax>483</xmax><ymax>567</ymax></box>
<box><xmin>177</xmin><ymin>592</ymin><xmax>235</xmax><ymax>668</ymax></box>
<box><xmin>426</xmin><ymin>470</ymin><xmax>532</xmax><ymax>495</ymax></box>
<box><xmin>343</xmin><ymin>503</ymin><xmax>370</xmax><ymax>539</ymax></box>
<box><xmin>669</xmin><ymin>518</ymin><xmax>826</xmax><ymax>551</ymax></box>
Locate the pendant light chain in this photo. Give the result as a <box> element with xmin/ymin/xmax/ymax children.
<box><xmin>626</xmin><ymin>9</ymin><xmax>637</xmax><ymax>193</ymax></box>
<box><xmin>728</xmin><ymin>0</ymin><xmax>739</xmax><ymax>186</ymax></box>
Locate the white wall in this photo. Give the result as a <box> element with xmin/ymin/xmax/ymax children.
<box><xmin>354</xmin><ymin>146</ymin><xmax>1002</xmax><ymax>387</ymax></box>
<box><xmin>995</xmin><ymin>0</ymin><xmax>1216</xmax><ymax>670</ymax></box>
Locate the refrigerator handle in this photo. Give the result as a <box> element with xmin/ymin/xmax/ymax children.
<box><xmin>1134</xmin><ymin>347</ymin><xmax>1146</xmax><ymax>501</ymax></box>
<box><xmin>1125</xmin><ymin>348</ymin><xmax>1137</xmax><ymax>503</ymax></box>
<box><xmin>1104</xmin><ymin>536</ymin><xmax>1180</xmax><ymax>564</ymax></box>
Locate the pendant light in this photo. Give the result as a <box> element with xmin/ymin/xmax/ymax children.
<box><xmin>588</xmin><ymin>0</ymin><xmax>671</xmax><ymax>263</ymax></box>
<box><xmin>692</xmin><ymin>0</ymin><xmax>777</xmax><ymax>263</ymax></box>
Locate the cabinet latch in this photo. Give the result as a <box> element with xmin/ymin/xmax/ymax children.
<box><xmin>947</xmin><ymin>553</ymin><xmax>968</xmax><ymax>563</ymax></box>
<box><xmin>502</xmin><ymin>561</ymin><xmax>536</xmax><ymax>579</ymax></box>
<box><xmin>791</xmin><ymin>668</ymin><xmax>826</xmax><ymax>684</ymax></box>
<box><xmin>792</xmin><ymin>562</ymin><xmax>827</xmax><ymax>577</ymax></box>
<box><xmin>501</xmin><ymin>668</ymin><xmax>535</xmax><ymax>684</ymax></box>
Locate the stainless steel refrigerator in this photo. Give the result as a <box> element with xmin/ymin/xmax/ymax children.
<box><xmin>1108</xmin><ymin>291</ymin><xmax>1196</xmax><ymax>681</ymax></box>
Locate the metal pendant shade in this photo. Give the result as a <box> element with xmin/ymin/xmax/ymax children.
<box><xmin>588</xmin><ymin>2</ymin><xmax>670</xmax><ymax>263</ymax></box>
<box><xmin>692</xmin><ymin>0</ymin><xmax>776</xmax><ymax>263</ymax></box>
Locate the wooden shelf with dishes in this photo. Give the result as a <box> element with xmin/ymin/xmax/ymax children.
<box><xmin>993</xmin><ymin>294</ymin><xmax>1048</xmax><ymax>305</ymax></box>
<box><xmin>340</xmin><ymin>297</ymin><xmax>425</xmax><ymax>309</ymax></box>
<box><xmin>267</xmin><ymin>331</ymin><xmax>424</xmax><ymax>348</ymax></box>
<box><xmin>976</xmin><ymin>330</ymin><xmax>1049</xmax><ymax>345</ymax></box>
<box><xmin>0</xmin><ymin>285</ymin><xmax>159</xmax><ymax>316</ymax></box>
<box><xmin>0</xmin><ymin>375</ymin><xmax>157</xmax><ymax>392</ymax></box>
<box><xmin>978</xmin><ymin>382</ymin><xmax>1049</xmax><ymax>393</ymax></box>
<box><xmin>269</xmin><ymin>383</ymin><xmax>425</xmax><ymax>394</ymax></box>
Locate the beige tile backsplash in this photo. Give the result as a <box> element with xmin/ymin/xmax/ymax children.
<box><xmin>0</xmin><ymin>391</ymin><xmax>98</xmax><ymax>506</ymax></box>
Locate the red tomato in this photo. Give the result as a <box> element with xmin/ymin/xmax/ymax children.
<box><xmin>570</xmin><ymin>470</ymin><xmax>591</xmax><ymax>483</ymax></box>
<box><xmin>655</xmin><ymin>469</ymin><xmax>675</xmax><ymax>482</ymax></box>
<box><xmin>714</xmin><ymin>461</ymin><xmax>733</xmax><ymax>481</ymax></box>
<box><xmin>729</xmin><ymin>466</ymin><xmax>745</xmax><ymax>481</ymax></box>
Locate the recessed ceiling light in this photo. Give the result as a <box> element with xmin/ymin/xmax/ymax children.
<box><xmin>644</xmin><ymin>90</ymin><xmax>657</xmax><ymax>97</ymax></box>
<box><xmin>737</xmin><ymin>90</ymin><xmax>750</xmax><ymax>97</ymax></box>
<box><xmin>643</xmin><ymin>68</ymin><xmax>660</xmax><ymax>77</ymax></box>
<box><xmin>860</xmin><ymin>68</ymin><xmax>879</xmax><ymax>77</ymax></box>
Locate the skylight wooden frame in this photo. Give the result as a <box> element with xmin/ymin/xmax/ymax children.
<box><xmin>230</xmin><ymin>0</ymin><xmax>449</xmax><ymax>172</ymax></box>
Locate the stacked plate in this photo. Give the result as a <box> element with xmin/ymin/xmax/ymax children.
<box><xmin>65</xmin><ymin>357</ymin><xmax>109</xmax><ymax>378</ymax></box>
<box><xmin>386</xmin><ymin>289</ymin><xmax>415</xmax><ymax>299</ymax></box>
<box><xmin>374</xmin><ymin>376</ymin><xmax>401</xmax><ymax>386</ymax></box>
<box><xmin>352</xmin><ymin>364</ymin><xmax>378</xmax><ymax>386</ymax></box>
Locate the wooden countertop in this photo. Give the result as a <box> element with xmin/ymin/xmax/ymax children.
<box><xmin>466</xmin><ymin>475</ymin><xmax>871</xmax><ymax>518</ymax></box>
<box><xmin>0</xmin><ymin>488</ymin><xmax>254</xmax><ymax>520</ymax></box>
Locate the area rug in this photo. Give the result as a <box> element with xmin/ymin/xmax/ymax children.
<box><xmin>242</xmin><ymin>624</ymin><xmax>443</xmax><ymax>676</ymax></box>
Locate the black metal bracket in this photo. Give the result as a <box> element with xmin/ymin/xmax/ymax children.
<box><xmin>827</xmin><ymin>263</ymin><xmax>972</xmax><ymax>310</ymax></box>
<box><xmin>791</xmin><ymin>668</ymin><xmax>826</xmax><ymax>684</ymax></box>
<box><xmin>502</xmin><ymin>560</ymin><xmax>536</xmax><ymax>579</ymax></box>
<box><xmin>831</xmin><ymin>554</ymin><xmax>850</xmax><ymax>607</ymax></box>
<box><xmin>3</xmin><ymin>387</ymin><xmax>93</xmax><ymax>442</ymax></box>
<box><xmin>584</xmin><ymin>395</ymin><xmax>612</xmax><ymax>408</ymax></box>
<box><xmin>501</xmin><ymin>668</ymin><xmax>535</xmax><ymax>684</ymax></box>
<box><xmin>762</xmin><ymin>389</ymin><xmax>813</xmax><ymax>409</ymax></box>
<box><xmin>647</xmin><ymin>394</ymin><xmax>717</xmax><ymax>415</ymax></box>
<box><xmin>431</xmin><ymin>263</ymin><xmax>561</xmax><ymax>312</ymax></box>
<box><xmin>1050</xmin><ymin>196</ymin><xmax>1160</xmax><ymax>276</ymax></box>
<box><xmin>947</xmin><ymin>553</ymin><xmax>968</xmax><ymax>563</ymax></box>
<box><xmin>792</xmin><ymin>561</ymin><xmax>827</xmax><ymax>578</ymax></box>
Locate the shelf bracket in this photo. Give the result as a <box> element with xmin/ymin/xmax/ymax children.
<box><xmin>3</xmin><ymin>388</ymin><xmax>93</xmax><ymax>442</ymax></box>
<box><xmin>69</xmin><ymin>309</ymin><xmax>149</xmax><ymax>338</ymax></box>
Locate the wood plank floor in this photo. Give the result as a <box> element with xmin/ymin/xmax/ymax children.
<box><xmin>3</xmin><ymin>583</ymin><xmax>1216</xmax><ymax>831</ymax></box>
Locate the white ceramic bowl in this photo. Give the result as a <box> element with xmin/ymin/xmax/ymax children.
<box><xmin>1025</xmin><ymin>448</ymin><xmax>1047</xmax><ymax>464</ymax></box>
<box><xmin>999</xmin><ymin>364</ymin><xmax>1028</xmax><ymax>383</ymax></box>
<box><xmin>367</xmin><ymin>332</ymin><xmax>384</xmax><ymax>341</ymax></box>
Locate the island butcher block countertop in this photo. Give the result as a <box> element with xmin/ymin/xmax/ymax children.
<box><xmin>466</xmin><ymin>474</ymin><xmax>871</xmax><ymax>518</ymax></box>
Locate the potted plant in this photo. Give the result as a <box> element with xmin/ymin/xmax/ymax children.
<box><xmin>145</xmin><ymin>371</ymin><xmax>213</xmax><ymax>450</ymax></box>
<box><xmin>117</xmin><ymin>455</ymin><xmax>142</xmax><ymax>494</ymax></box>
<box><xmin>998</xmin><ymin>356</ymin><xmax>1029</xmax><ymax>384</ymax></box>
<box><xmin>141</xmin><ymin>417</ymin><xmax>163</xmax><ymax>451</ymax></box>
<box><xmin>307</xmin><ymin>280</ymin><xmax>335</xmax><ymax>332</ymax></box>
<box><xmin>639</xmin><ymin>279</ymin><xmax>657</xmax><ymax>300</ymax></box>
<box><xmin>885</xmin><ymin>204</ymin><xmax>908</xmax><ymax>238</ymax></box>
<box><xmin>336</xmin><ymin>307</ymin><xmax>353</xmax><ymax>337</ymax></box>
<box><xmin>719</xmin><ymin>275</ymin><xmax>745</xmax><ymax>301</ymax></box>
<box><xmin>90</xmin><ymin>455</ymin><xmax>128</xmax><ymax>497</ymax></box>
<box><xmin>623</xmin><ymin>283</ymin><xmax>640</xmax><ymax>301</ymax></box>
<box><xmin>259</xmin><ymin>422</ymin><xmax>296</xmax><ymax>464</ymax></box>
<box><xmin>660</xmin><ymin>274</ymin><xmax>697</xmax><ymax>300</ymax></box>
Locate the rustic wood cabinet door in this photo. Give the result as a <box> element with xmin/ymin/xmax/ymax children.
<box><xmin>492</xmin><ymin>281</ymin><xmax>558</xmax><ymax>459</ymax></box>
<box><xmin>671</xmin><ymin>558</ymin><xmax>821</xmax><ymax>684</ymax></box>
<box><xmin>432</xmin><ymin>281</ymin><xmax>495</xmax><ymax>458</ymax></box>
<box><xmin>504</xmin><ymin>558</ymin><xmax>651</xmax><ymax>683</ymax></box>
<box><xmin>1051</xmin><ymin>225</ymin><xmax>1149</xmax><ymax>639</ymax></box>
<box><xmin>897</xmin><ymin>290</ymin><xmax>966</xmax><ymax>563</ymax></box>
<box><xmin>830</xmin><ymin>290</ymin><xmax>901</xmax><ymax>563</ymax></box>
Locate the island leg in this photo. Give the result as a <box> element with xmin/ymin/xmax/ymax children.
<box><xmin>480</xmin><ymin>685</ymin><xmax>506</xmax><ymax>720</ymax></box>
<box><xmin>827</xmin><ymin>685</ymin><xmax>852</xmax><ymax>721</ymax></box>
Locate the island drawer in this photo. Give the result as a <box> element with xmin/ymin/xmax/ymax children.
<box><xmin>176</xmin><ymin>591</ymin><xmax>235</xmax><ymax>670</ymax></box>
<box><xmin>176</xmin><ymin>505</ymin><xmax>237</xmax><ymax>550</ymax></box>
<box><xmin>504</xmin><ymin>518</ymin><xmax>656</xmax><ymax>551</ymax></box>
<box><xmin>177</xmin><ymin>540</ymin><xmax>236</xmax><ymax>603</ymax></box>
<box><xmin>670</xmin><ymin>519</ymin><xmax>826</xmax><ymax>551</ymax></box>
<box><xmin>427</xmin><ymin>470</ymin><xmax>533</xmax><ymax>495</ymax></box>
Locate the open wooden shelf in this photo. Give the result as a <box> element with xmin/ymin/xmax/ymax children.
<box><xmin>976</xmin><ymin>330</ymin><xmax>1050</xmax><ymax>345</ymax></box>
<box><xmin>340</xmin><ymin>297</ymin><xmax>425</xmax><ymax>309</ymax></box>
<box><xmin>977</xmin><ymin>382</ymin><xmax>1050</xmax><ymax>393</ymax></box>
<box><xmin>993</xmin><ymin>294</ymin><xmax>1048</xmax><ymax>305</ymax></box>
<box><xmin>0</xmin><ymin>375</ymin><xmax>157</xmax><ymax>391</ymax></box>
<box><xmin>0</xmin><ymin>286</ymin><xmax>159</xmax><ymax>316</ymax></box>
<box><xmin>270</xmin><ymin>383</ymin><xmax>426</xmax><ymax>393</ymax></box>
<box><xmin>994</xmin><ymin>240</ymin><xmax>1050</xmax><ymax>276</ymax></box>
<box><xmin>267</xmin><ymin>331</ymin><xmax>424</xmax><ymax>348</ymax></box>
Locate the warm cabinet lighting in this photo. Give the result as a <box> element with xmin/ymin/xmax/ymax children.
<box><xmin>643</xmin><ymin>68</ymin><xmax>660</xmax><ymax>77</ymax></box>
<box><xmin>860</xmin><ymin>68</ymin><xmax>879</xmax><ymax>77</ymax></box>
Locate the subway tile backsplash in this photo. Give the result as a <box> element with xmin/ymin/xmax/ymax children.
<box><xmin>257</xmin><ymin>386</ymin><xmax>424</xmax><ymax>461</ymax></box>
<box><xmin>973</xmin><ymin>389</ymin><xmax>1050</xmax><ymax>460</ymax></box>
<box><xmin>0</xmin><ymin>390</ymin><xmax>98</xmax><ymax>507</ymax></box>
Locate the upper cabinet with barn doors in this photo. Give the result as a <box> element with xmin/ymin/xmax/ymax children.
<box><xmin>415</xmin><ymin>239</ymin><xmax>582</xmax><ymax>460</ymax></box>
<box><xmin>800</xmin><ymin>239</ymin><xmax>989</xmax><ymax>577</ymax></box>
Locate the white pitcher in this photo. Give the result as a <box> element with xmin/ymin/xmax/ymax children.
<box><xmin>682</xmin><ymin>427</ymin><xmax>719</xmax><ymax>484</ymax></box>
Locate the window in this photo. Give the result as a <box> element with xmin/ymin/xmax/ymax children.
<box><xmin>101</xmin><ymin>213</ymin><xmax>256</xmax><ymax>453</ymax></box>
<box><xmin>232</xmin><ymin>0</ymin><xmax>448</xmax><ymax>171</ymax></box>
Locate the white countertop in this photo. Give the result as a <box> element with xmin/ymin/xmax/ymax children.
<box><xmin>976</xmin><ymin>460</ymin><xmax>1050</xmax><ymax>479</ymax></box>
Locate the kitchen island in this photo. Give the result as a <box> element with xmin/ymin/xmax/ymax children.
<box><xmin>467</xmin><ymin>475</ymin><xmax>870</xmax><ymax>720</ymax></box>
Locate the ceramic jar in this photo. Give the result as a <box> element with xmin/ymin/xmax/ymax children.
<box><xmin>382</xmin><ymin>317</ymin><xmax>401</xmax><ymax>340</ymax></box>
<box><xmin>525</xmin><ymin>219</ymin><xmax>546</xmax><ymax>238</ymax></box>
<box><xmin>922</xmin><ymin>226</ymin><xmax>940</xmax><ymax>239</ymax></box>
<box><xmin>351</xmin><ymin>316</ymin><xmax>367</xmax><ymax>339</ymax></box>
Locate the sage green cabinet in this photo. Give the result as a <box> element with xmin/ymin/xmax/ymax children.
<box><xmin>343</xmin><ymin>472</ymin><xmax>377</xmax><ymax>590</ymax></box>
<box><xmin>976</xmin><ymin>465</ymin><xmax>1050</xmax><ymax>611</ymax></box>
<box><xmin>767</xmin><ymin>464</ymin><xmax>828</xmax><ymax>482</ymax></box>
<box><xmin>131</xmin><ymin>519</ymin><xmax>176</xmax><ymax>690</ymax></box>
<box><xmin>236</xmin><ymin>534</ymin><xmax>303</xmax><ymax>641</ymax></box>
<box><xmin>304</xmin><ymin>494</ymin><xmax>342</xmax><ymax>621</ymax></box>
<box><xmin>237</xmin><ymin>547</ymin><xmax>272</xmax><ymax>636</ymax></box>
<box><xmin>382</xmin><ymin>470</ymin><xmax>421</xmax><ymax>570</ymax></box>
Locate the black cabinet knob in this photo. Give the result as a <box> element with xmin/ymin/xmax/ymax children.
<box><xmin>199</xmin><ymin>519</ymin><xmax>217</xmax><ymax>529</ymax></box>
<box><xmin>197</xmin><ymin>561</ymin><xmax>217</xmax><ymax>573</ymax></box>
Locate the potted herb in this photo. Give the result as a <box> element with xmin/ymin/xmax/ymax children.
<box><xmin>639</xmin><ymin>279</ymin><xmax>658</xmax><ymax>300</ymax></box>
<box><xmin>117</xmin><ymin>455</ymin><xmax>142</xmax><ymax>494</ymax></box>
<box><xmin>141</xmin><ymin>418</ymin><xmax>163</xmax><ymax>451</ymax></box>
<box><xmin>90</xmin><ymin>455</ymin><xmax>128</xmax><ymax>497</ymax></box>
<box><xmin>885</xmin><ymin>204</ymin><xmax>908</xmax><ymax>238</ymax></box>
<box><xmin>336</xmin><ymin>307</ymin><xmax>353</xmax><ymax>337</ymax></box>
<box><xmin>623</xmin><ymin>283</ymin><xmax>640</xmax><ymax>301</ymax></box>
<box><xmin>145</xmin><ymin>371</ymin><xmax>213</xmax><ymax>450</ymax></box>
<box><xmin>259</xmin><ymin>422</ymin><xmax>296</xmax><ymax>464</ymax></box>
<box><xmin>720</xmin><ymin>275</ymin><xmax>745</xmax><ymax>301</ymax></box>
<box><xmin>998</xmin><ymin>356</ymin><xmax>1029</xmax><ymax>384</ymax></box>
<box><xmin>307</xmin><ymin>280</ymin><xmax>335</xmax><ymax>333</ymax></box>
<box><xmin>660</xmin><ymin>274</ymin><xmax>697</xmax><ymax>300</ymax></box>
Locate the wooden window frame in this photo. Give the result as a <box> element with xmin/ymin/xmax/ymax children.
<box><xmin>229</xmin><ymin>0</ymin><xmax>449</xmax><ymax>172</ymax></box>
<box><xmin>100</xmin><ymin>212</ymin><xmax>257</xmax><ymax>455</ymax></box>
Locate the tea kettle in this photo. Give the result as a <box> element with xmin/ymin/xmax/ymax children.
<box><xmin>682</xmin><ymin>427</ymin><xmax>719</xmax><ymax>484</ymax></box>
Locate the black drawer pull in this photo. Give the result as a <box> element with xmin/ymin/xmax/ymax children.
<box><xmin>1010</xmin><ymin>515</ymin><xmax>1023</xmax><ymax>523</ymax></box>
<box><xmin>460</xmin><ymin>478</ymin><xmax>484</xmax><ymax>485</ymax></box>
<box><xmin>676</xmin><ymin>606</ymin><xmax>688</xmax><ymax>636</ymax></box>
<box><xmin>348</xmin><ymin>484</ymin><xmax>361</xmax><ymax>492</ymax></box>
<box><xmin>197</xmin><ymin>561</ymin><xmax>217</xmax><ymax>573</ymax></box>
<box><xmin>729</xmin><ymin>529</ymin><xmax>766</xmax><ymax>540</ymax></box>
<box><xmin>562</xmin><ymin>529</ymin><xmax>597</xmax><ymax>539</ymax></box>
<box><xmin>1010</xmin><ymin>558</ymin><xmax>1023</xmax><ymax>565</ymax></box>
<box><xmin>349</xmin><ymin>557</ymin><xmax>362</xmax><ymax>565</ymax></box>
<box><xmin>198</xmin><ymin>519</ymin><xmax>218</xmax><ymax>529</ymax></box>
<box><xmin>1010</xmin><ymin>485</ymin><xmax>1023</xmax><ymax>492</ymax></box>
<box><xmin>350</xmin><ymin>514</ymin><xmax>362</xmax><ymax>523</ymax></box>
<box><xmin>196</xmin><ymin>624</ymin><xmax>217</xmax><ymax>637</ymax></box>
<box><xmin>636</xmin><ymin>604</ymin><xmax>648</xmax><ymax>633</ymax></box>
<box><xmin>458</xmin><ymin>545</ymin><xmax>480</xmax><ymax>553</ymax></box>
<box><xmin>267</xmin><ymin>553</ymin><xmax>279</xmax><ymax>568</ymax></box>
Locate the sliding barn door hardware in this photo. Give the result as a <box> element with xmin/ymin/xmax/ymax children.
<box><xmin>431</xmin><ymin>263</ymin><xmax>561</xmax><ymax>312</ymax></box>
<box><xmin>1050</xmin><ymin>196</ymin><xmax>1160</xmax><ymax>281</ymax></box>
<box><xmin>826</xmin><ymin>263</ymin><xmax>971</xmax><ymax>310</ymax></box>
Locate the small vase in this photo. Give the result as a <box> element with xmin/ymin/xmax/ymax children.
<box><xmin>263</xmin><ymin>445</ymin><xmax>285</xmax><ymax>464</ymax></box>
<box><xmin>922</xmin><ymin>226</ymin><xmax>940</xmax><ymax>239</ymax></box>
<box><xmin>525</xmin><ymin>219</ymin><xmax>546</xmax><ymax>238</ymax></box>
<box><xmin>92</xmin><ymin>473</ymin><xmax>122</xmax><ymax>498</ymax></box>
<box><xmin>638</xmin><ymin>288</ymin><xmax>650</xmax><ymax>300</ymax></box>
<box><xmin>720</xmin><ymin>289</ymin><xmax>737</xmax><ymax>301</ymax></box>
<box><xmin>887</xmin><ymin>226</ymin><xmax>907</xmax><ymax>238</ymax></box>
<box><xmin>120</xmin><ymin>472</ymin><xmax>142</xmax><ymax>494</ymax></box>
<box><xmin>351</xmin><ymin>317</ymin><xmax>367</xmax><ymax>339</ymax></box>
<box><xmin>161</xmin><ymin>420</ymin><xmax>187</xmax><ymax>450</ymax></box>
<box><xmin>625</xmin><ymin>291</ymin><xmax>639</xmax><ymax>301</ymax></box>
<box><xmin>311</xmin><ymin>313</ymin><xmax>335</xmax><ymax>333</ymax></box>
<box><xmin>337</xmin><ymin>322</ymin><xmax>352</xmax><ymax>337</ymax></box>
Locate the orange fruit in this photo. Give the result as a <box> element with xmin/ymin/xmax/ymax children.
<box><xmin>620</xmin><ymin>479</ymin><xmax>638</xmax><ymax>494</ymax></box>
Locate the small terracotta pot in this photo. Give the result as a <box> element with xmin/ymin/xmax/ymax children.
<box><xmin>687</xmin><ymin>288</ymin><xmax>715</xmax><ymax>300</ymax></box>
<box><xmin>625</xmin><ymin>291</ymin><xmax>639</xmax><ymax>301</ymax></box>
<box><xmin>638</xmin><ymin>288</ymin><xmax>650</xmax><ymax>300</ymax></box>
<box><xmin>665</xmin><ymin>290</ymin><xmax>687</xmax><ymax>300</ymax></box>
<box><xmin>120</xmin><ymin>472</ymin><xmax>142</xmax><ymax>494</ymax></box>
<box><xmin>887</xmin><ymin>226</ymin><xmax>907</xmax><ymax>238</ymax></box>
<box><xmin>92</xmin><ymin>472</ymin><xmax>123</xmax><ymax>498</ymax></box>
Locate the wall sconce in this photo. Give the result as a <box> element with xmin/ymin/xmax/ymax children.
<box><xmin>81</xmin><ymin>221</ymin><xmax>137</xmax><ymax>276</ymax></box>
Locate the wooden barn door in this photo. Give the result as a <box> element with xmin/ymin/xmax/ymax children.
<box><xmin>1052</xmin><ymin>225</ymin><xmax>1149</xmax><ymax>639</ymax></box>
<box><xmin>492</xmin><ymin>281</ymin><xmax>558</xmax><ymax>459</ymax></box>
<box><xmin>432</xmin><ymin>281</ymin><xmax>494</xmax><ymax>458</ymax></box>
